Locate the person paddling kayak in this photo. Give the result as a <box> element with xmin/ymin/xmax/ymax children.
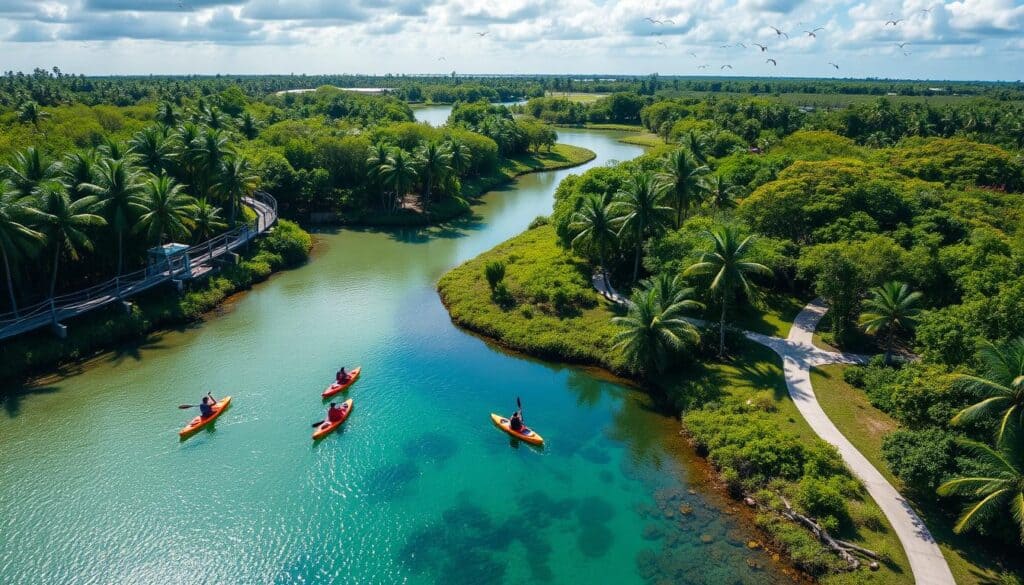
<box><xmin>335</xmin><ymin>367</ymin><xmax>350</xmax><ymax>384</ymax></box>
<box><xmin>509</xmin><ymin>408</ymin><xmax>525</xmax><ymax>432</ymax></box>
<box><xmin>326</xmin><ymin>402</ymin><xmax>346</xmax><ymax>423</ymax></box>
<box><xmin>199</xmin><ymin>393</ymin><xmax>218</xmax><ymax>418</ymax></box>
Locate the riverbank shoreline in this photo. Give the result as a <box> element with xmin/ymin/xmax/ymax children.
<box><xmin>0</xmin><ymin>220</ymin><xmax>313</xmax><ymax>385</ymax></box>
<box><xmin>316</xmin><ymin>143</ymin><xmax>597</xmax><ymax>228</ymax></box>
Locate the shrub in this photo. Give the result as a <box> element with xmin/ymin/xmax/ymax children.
<box><xmin>484</xmin><ymin>260</ymin><xmax>506</xmax><ymax>291</ymax></box>
<box><xmin>261</xmin><ymin>219</ymin><xmax>312</xmax><ymax>267</ymax></box>
<box><xmin>491</xmin><ymin>282</ymin><xmax>514</xmax><ymax>308</ymax></box>
<box><xmin>528</xmin><ymin>215</ymin><xmax>549</xmax><ymax>229</ymax></box>
<box><xmin>794</xmin><ymin>476</ymin><xmax>850</xmax><ymax>528</ymax></box>
<box><xmin>882</xmin><ymin>427</ymin><xmax>957</xmax><ymax>493</ymax></box>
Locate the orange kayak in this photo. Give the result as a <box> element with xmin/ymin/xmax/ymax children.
<box><xmin>322</xmin><ymin>367</ymin><xmax>362</xmax><ymax>398</ymax></box>
<box><xmin>313</xmin><ymin>399</ymin><xmax>353</xmax><ymax>440</ymax></box>
<box><xmin>179</xmin><ymin>396</ymin><xmax>232</xmax><ymax>439</ymax></box>
<box><xmin>490</xmin><ymin>413</ymin><xmax>544</xmax><ymax>446</ymax></box>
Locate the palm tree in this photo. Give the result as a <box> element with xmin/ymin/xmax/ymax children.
<box><xmin>83</xmin><ymin>158</ymin><xmax>144</xmax><ymax>275</ymax></box>
<box><xmin>379</xmin><ymin>149</ymin><xmax>419</xmax><ymax>211</ymax></box>
<box><xmin>4</xmin><ymin>147</ymin><xmax>60</xmax><ymax>198</ymax></box>
<box><xmin>187</xmin><ymin>128</ymin><xmax>230</xmax><ymax>200</ymax></box>
<box><xmin>133</xmin><ymin>176</ymin><xmax>196</xmax><ymax>244</ymax></box>
<box><xmin>99</xmin><ymin>138</ymin><xmax>134</xmax><ymax>163</ymax></box>
<box><xmin>612</xmin><ymin>285</ymin><xmax>702</xmax><ymax>375</ymax></box>
<box><xmin>937</xmin><ymin>429</ymin><xmax>1024</xmax><ymax>544</ymax></box>
<box><xmin>215</xmin><ymin>156</ymin><xmax>259</xmax><ymax>226</ymax></box>
<box><xmin>416</xmin><ymin>141</ymin><xmax>453</xmax><ymax>204</ymax></box>
<box><xmin>681</xmin><ymin>131</ymin><xmax>709</xmax><ymax>164</ymax></box>
<box><xmin>191</xmin><ymin>199</ymin><xmax>227</xmax><ymax>243</ymax></box>
<box><xmin>643</xmin><ymin>272</ymin><xmax>700</xmax><ymax>312</ymax></box>
<box><xmin>36</xmin><ymin>183</ymin><xmax>105</xmax><ymax>303</ymax></box>
<box><xmin>446</xmin><ymin>139</ymin><xmax>472</xmax><ymax>177</ymax></box>
<box><xmin>366</xmin><ymin>143</ymin><xmax>393</xmax><ymax>211</ymax></box>
<box><xmin>18</xmin><ymin>101</ymin><xmax>49</xmax><ymax>130</ymax></box>
<box><xmin>60</xmin><ymin>151</ymin><xmax>99</xmax><ymax>200</ymax></box>
<box><xmin>0</xmin><ymin>182</ymin><xmax>45</xmax><ymax>316</ymax></box>
<box><xmin>705</xmin><ymin>175</ymin><xmax>743</xmax><ymax>211</ymax></box>
<box><xmin>155</xmin><ymin>101</ymin><xmax>178</xmax><ymax>127</ymax></box>
<box><xmin>683</xmin><ymin>225</ymin><xmax>772</xmax><ymax>357</ymax></box>
<box><xmin>858</xmin><ymin>281</ymin><xmax>923</xmax><ymax>364</ymax></box>
<box><xmin>951</xmin><ymin>337</ymin><xmax>1024</xmax><ymax>442</ymax></box>
<box><xmin>611</xmin><ymin>172</ymin><xmax>674</xmax><ymax>283</ymax></box>
<box><xmin>657</xmin><ymin>148</ymin><xmax>708</xmax><ymax>227</ymax></box>
<box><xmin>570</xmin><ymin>194</ymin><xmax>619</xmax><ymax>291</ymax></box>
<box><xmin>237</xmin><ymin>112</ymin><xmax>261</xmax><ymax>140</ymax></box>
<box><xmin>129</xmin><ymin>126</ymin><xmax>173</xmax><ymax>175</ymax></box>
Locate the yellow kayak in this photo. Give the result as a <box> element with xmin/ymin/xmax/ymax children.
<box><xmin>490</xmin><ymin>413</ymin><xmax>544</xmax><ymax>446</ymax></box>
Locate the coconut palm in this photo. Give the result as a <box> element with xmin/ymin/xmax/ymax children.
<box><xmin>60</xmin><ymin>151</ymin><xmax>99</xmax><ymax>200</ymax></box>
<box><xmin>99</xmin><ymin>138</ymin><xmax>134</xmax><ymax>163</ymax></box>
<box><xmin>379</xmin><ymin>149</ymin><xmax>419</xmax><ymax>210</ymax></box>
<box><xmin>4</xmin><ymin>147</ymin><xmax>60</xmax><ymax>198</ymax></box>
<box><xmin>643</xmin><ymin>272</ymin><xmax>702</xmax><ymax>313</ymax></box>
<box><xmin>187</xmin><ymin>128</ymin><xmax>231</xmax><ymax>200</ymax></box>
<box><xmin>133</xmin><ymin>176</ymin><xmax>196</xmax><ymax>244</ymax></box>
<box><xmin>215</xmin><ymin>156</ymin><xmax>258</xmax><ymax>226</ymax></box>
<box><xmin>951</xmin><ymin>337</ymin><xmax>1024</xmax><ymax>442</ymax></box>
<box><xmin>191</xmin><ymin>199</ymin><xmax>227</xmax><ymax>243</ymax></box>
<box><xmin>155</xmin><ymin>101</ymin><xmax>178</xmax><ymax>127</ymax></box>
<box><xmin>570</xmin><ymin>194</ymin><xmax>619</xmax><ymax>291</ymax></box>
<box><xmin>0</xmin><ymin>182</ymin><xmax>46</xmax><ymax>316</ymax></box>
<box><xmin>705</xmin><ymin>175</ymin><xmax>743</xmax><ymax>211</ymax></box>
<box><xmin>83</xmin><ymin>158</ymin><xmax>145</xmax><ymax>275</ymax></box>
<box><xmin>416</xmin><ymin>141</ymin><xmax>453</xmax><ymax>204</ymax></box>
<box><xmin>18</xmin><ymin>101</ymin><xmax>49</xmax><ymax>130</ymax></box>
<box><xmin>611</xmin><ymin>171</ymin><xmax>674</xmax><ymax>283</ymax></box>
<box><xmin>130</xmin><ymin>126</ymin><xmax>174</xmax><ymax>175</ymax></box>
<box><xmin>859</xmin><ymin>281</ymin><xmax>923</xmax><ymax>364</ymax></box>
<box><xmin>612</xmin><ymin>285</ymin><xmax>702</xmax><ymax>375</ymax></box>
<box><xmin>937</xmin><ymin>429</ymin><xmax>1024</xmax><ymax>544</ymax></box>
<box><xmin>36</xmin><ymin>183</ymin><xmax>105</xmax><ymax>302</ymax></box>
<box><xmin>446</xmin><ymin>139</ymin><xmax>472</xmax><ymax>177</ymax></box>
<box><xmin>657</xmin><ymin>148</ymin><xmax>708</xmax><ymax>227</ymax></box>
<box><xmin>681</xmin><ymin>131</ymin><xmax>709</xmax><ymax>164</ymax></box>
<box><xmin>237</xmin><ymin>112</ymin><xmax>261</xmax><ymax>140</ymax></box>
<box><xmin>683</xmin><ymin>225</ymin><xmax>772</xmax><ymax>356</ymax></box>
<box><xmin>366</xmin><ymin>143</ymin><xmax>393</xmax><ymax>211</ymax></box>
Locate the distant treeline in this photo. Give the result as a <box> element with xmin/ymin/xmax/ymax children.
<box><xmin>3</xmin><ymin>69</ymin><xmax>1023</xmax><ymax>110</ymax></box>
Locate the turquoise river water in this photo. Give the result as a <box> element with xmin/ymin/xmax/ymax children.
<box><xmin>0</xmin><ymin>108</ymin><xmax>785</xmax><ymax>584</ymax></box>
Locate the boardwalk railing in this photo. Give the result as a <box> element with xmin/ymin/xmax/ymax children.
<box><xmin>0</xmin><ymin>192</ymin><xmax>278</xmax><ymax>342</ymax></box>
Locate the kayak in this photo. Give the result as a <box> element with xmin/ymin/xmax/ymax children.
<box><xmin>490</xmin><ymin>413</ymin><xmax>544</xmax><ymax>446</ymax></box>
<box><xmin>179</xmin><ymin>396</ymin><xmax>232</xmax><ymax>439</ymax></box>
<box><xmin>322</xmin><ymin>366</ymin><xmax>362</xmax><ymax>398</ymax></box>
<box><xmin>313</xmin><ymin>399</ymin><xmax>353</xmax><ymax>440</ymax></box>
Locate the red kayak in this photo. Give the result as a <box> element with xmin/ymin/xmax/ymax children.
<box><xmin>322</xmin><ymin>366</ymin><xmax>361</xmax><ymax>398</ymax></box>
<box><xmin>313</xmin><ymin>399</ymin><xmax>353</xmax><ymax>440</ymax></box>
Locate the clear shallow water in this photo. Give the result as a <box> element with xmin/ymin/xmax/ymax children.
<box><xmin>0</xmin><ymin>115</ymin><xmax>784</xmax><ymax>584</ymax></box>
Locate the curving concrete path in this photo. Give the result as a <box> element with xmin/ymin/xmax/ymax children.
<box><xmin>746</xmin><ymin>299</ymin><xmax>955</xmax><ymax>585</ymax></box>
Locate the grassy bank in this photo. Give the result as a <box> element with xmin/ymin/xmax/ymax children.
<box><xmin>617</xmin><ymin>133</ymin><xmax>664</xmax><ymax>147</ymax></box>
<box><xmin>343</xmin><ymin>143</ymin><xmax>596</xmax><ymax>227</ymax></box>
<box><xmin>438</xmin><ymin>223</ymin><xmax>913</xmax><ymax>584</ymax></box>
<box><xmin>0</xmin><ymin>220</ymin><xmax>313</xmax><ymax>383</ymax></box>
<box><xmin>811</xmin><ymin>365</ymin><xmax>1019</xmax><ymax>585</ymax></box>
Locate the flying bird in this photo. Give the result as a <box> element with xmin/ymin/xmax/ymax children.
<box><xmin>766</xmin><ymin>58</ymin><xmax>777</xmax><ymax>66</ymax></box>
<box><xmin>475</xmin><ymin>31</ymin><xmax>488</xmax><ymax>37</ymax></box>
<box><xmin>735</xmin><ymin>42</ymin><xmax>747</xmax><ymax>48</ymax></box>
<box><xmin>753</xmin><ymin>43</ymin><xmax>767</xmax><ymax>51</ymax></box>
<box><xmin>828</xmin><ymin>62</ymin><xmax>839</xmax><ymax>69</ymax></box>
<box><xmin>697</xmin><ymin>64</ymin><xmax>709</xmax><ymax>69</ymax></box>
<box><xmin>688</xmin><ymin>51</ymin><xmax>698</xmax><ymax>58</ymax></box>
<box><xmin>721</xmin><ymin>64</ymin><xmax>733</xmax><ymax>70</ymax></box>
<box><xmin>662</xmin><ymin>19</ymin><xmax>676</xmax><ymax>25</ymax></box>
<box><xmin>720</xmin><ymin>44</ymin><xmax>732</xmax><ymax>48</ymax></box>
<box><xmin>644</xmin><ymin>17</ymin><xmax>661</xmax><ymax>24</ymax></box>
<box><xmin>885</xmin><ymin>19</ymin><xmax>904</xmax><ymax>26</ymax></box>
<box><xmin>903</xmin><ymin>51</ymin><xmax>912</xmax><ymax>56</ymax></box>
<box><xmin>769</xmin><ymin>26</ymin><xmax>789</xmax><ymax>39</ymax></box>
<box><xmin>920</xmin><ymin>6</ymin><xmax>934</xmax><ymax>13</ymax></box>
<box><xmin>438</xmin><ymin>57</ymin><xmax>446</xmax><ymax>61</ymax></box>
<box><xmin>897</xmin><ymin>41</ymin><xmax>910</xmax><ymax>48</ymax></box>
<box><xmin>804</xmin><ymin>27</ymin><xmax>824</xmax><ymax>38</ymax></box>
<box><xmin>656</xmin><ymin>41</ymin><xmax>667</xmax><ymax>48</ymax></box>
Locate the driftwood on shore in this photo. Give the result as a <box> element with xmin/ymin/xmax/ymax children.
<box><xmin>778</xmin><ymin>496</ymin><xmax>880</xmax><ymax>571</ymax></box>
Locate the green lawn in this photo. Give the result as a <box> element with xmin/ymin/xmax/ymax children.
<box><xmin>544</xmin><ymin>91</ymin><xmax>608</xmax><ymax>103</ymax></box>
<box><xmin>583</xmin><ymin>123</ymin><xmax>647</xmax><ymax>132</ymax></box>
<box><xmin>811</xmin><ymin>364</ymin><xmax>1017</xmax><ymax>585</ymax></box>
<box><xmin>617</xmin><ymin>133</ymin><xmax>664</xmax><ymax>147</ymax></box>
<box><xmin>730</xmin><ymin>292</ymin><xmax>808</xmax><ymax>338</ymax></box>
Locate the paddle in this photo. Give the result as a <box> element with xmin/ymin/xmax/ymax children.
<box><xmin>178</xmin><ymin>392</ymin><xmax>215</xmax><ymax>410</ymax></box>
<box><xmin>517</xmin><ymin>396</ymin><xmax>524</xmax><ymax>425</ymax></box>
<box><xmin>311</xmin><ymin>420</ymin><xmax>325</xmax><ymax>428</ymax></box>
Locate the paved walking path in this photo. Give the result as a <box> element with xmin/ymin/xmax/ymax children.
<box><xmin>748</xmin><ymin>299</ymin><xmax>955</xmax><ymax>585</ymax></box>
<box><xmin>592</xmin><ymin>277</ymin><xmax>955</xmax><ymax>583</ymax></box>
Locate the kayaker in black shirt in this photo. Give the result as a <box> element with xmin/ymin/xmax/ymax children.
<box><xmin>509</xmin><ymin>409</ymin><xmax>524</xmax><ymax>432</ymax></box>
<box><xmin>336</xmin><ymin>367</ymin><xmax>349</xmax><ymax>384</ymax></box>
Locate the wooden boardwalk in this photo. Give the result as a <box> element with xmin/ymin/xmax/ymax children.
<box><xmin>0</xmin><ymin>193</ymin><xmax>277</xmax><ymax>343</ymax></box>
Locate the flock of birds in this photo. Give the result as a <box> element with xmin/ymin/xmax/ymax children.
<box><xmin>641</xmin><ymin>7</ymin><xmax>936</xmax><ymax>72</ymax></box>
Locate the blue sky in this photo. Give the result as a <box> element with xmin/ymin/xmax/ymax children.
<box><xmin>0</xmin><ymin>0</ymin><xmax>1021</xmax><ymax>80</ymax></box>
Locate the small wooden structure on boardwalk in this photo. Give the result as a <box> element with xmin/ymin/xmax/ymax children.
<box><xmin>0</xmin><ymin>193</ymin><xmax>278</xmax><ymax>343</ymax></box>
